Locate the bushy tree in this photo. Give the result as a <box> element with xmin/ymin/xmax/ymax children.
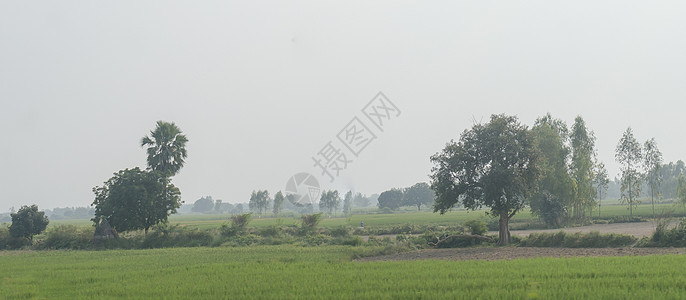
<box><xmin>9</xmin><ymin>205</ymin><xmax>49</xmax><ymax>243</ymax></box>
<box><xmin>403</xmin><ymin>182</ymin><xmax>435</xmax><ymax>211</ymax></box>
<box><xmin>377</xmin><ymin>189</ymin><xmax>404</xmax><ymax>210</ymax></box>
<box><xmin>249</xmin><ymin>190</ymin><xmax>270</xmax><ymax>216</ymax></box>
<box><xmin>430</xmin><ymin>114</ymin><xmax>540</xmax><ymax>245</ymax></box>
<box><xmin>192</xmin><ymin>196</ymin><xmax>215</xmax><ymax>213</ymax></box>
<box><xmin>92</xmin><ymin>168</ymin><xmax>181</xmax><ymax>234</ymax></box>
<box><xmin>352</xmin><ymin>193</ymin><xmax>371</xmax><ymax>207</ymax></box>
<box><xmin>319</xmin><ymin>190</ymin><xmax>341</xmax><ymax>216</ymax></box>
<box><xmin>529</xmin><ymin>115</ymin><xmax>574</xmax><ymax>226</ymax></box>
<box><xmin>615</xmin><ymin>127</ymin><xmax>642</xmax><ymax>218</ymax></box>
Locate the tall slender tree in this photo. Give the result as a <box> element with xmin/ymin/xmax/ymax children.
<box><xmin>593</xmin><ymin>162</ymin><xmax>609</xmax><ymax>217</ymax></box>
<box><xmin>273</xmin><ymin>191</ymin><xmax>285</xmax><ymax>216</ymax></box>
<box><xmin>643</xmin><ymin>138</ymin><xmax>663</xmax><ymax>218</ymax></box>
<box><xmin>570</xmin><ymin>116</ymin><xmax>596</xmax><ymax>222</ymax></box>
<box><xmin>141</xmin><ymin>121</ymin><xmax>189</xmax><ymax>177</ymax></box>
<box><xmin>530</xmin><ymin>114</ymin><xmax>574</xmax><ymax>227</ymax></box>
<box><xmin>615</xmin><ymin>127</ymin><xmax>642</xmax><ymax>218</ymax></box>
<box><xmin>343</xmin><ymin>191</ymin><xmax>353</xmax><ymax>216</ymax></box>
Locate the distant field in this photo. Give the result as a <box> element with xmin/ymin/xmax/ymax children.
<box><xmin>2</xmin><ymin>245</ymin><xmax>686</xmax><ymax>299</ymax></box>
<box><xmin>35</xmin><ymin>200</ymin><xmax>686</xmax><ymax>231</ymax></box>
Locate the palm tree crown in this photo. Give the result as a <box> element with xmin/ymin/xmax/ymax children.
<box><xmin>141</xmin><ymin>121</ymin><xmax>188</xmax><ymax>176</ymax></box>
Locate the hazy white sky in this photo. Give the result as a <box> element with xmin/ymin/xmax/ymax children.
<box><xmin>1</xmin><ymin>1</ymin><xmax>685</xmax><ymax>210</ymax></box>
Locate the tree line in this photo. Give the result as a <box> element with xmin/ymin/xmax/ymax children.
<box><xmin>430</xmin><ymin>113</ymin><xmax>686</xmax><ymax>245</ymax></box>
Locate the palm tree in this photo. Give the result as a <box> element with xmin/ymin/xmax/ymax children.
<box><xmin>141</xmin><ymin>121</ymin><xmax>188</xmax><ymax>177</ymax></box>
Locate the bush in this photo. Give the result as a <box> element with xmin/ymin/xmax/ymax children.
<box><xmin>299</xmin><ymin>213</ymin><xmax>322</xmax><ymax>236</ymax></box>
<box><xmin>464</xmin><ymin>220</ymin><xmax>487</xmax><ymax>235</ymax></box>
<box><xmin>37</xmin><ymin>225</ymin><xmax>92</xmax><ymax>250</ymax></box>
<box><xmin>520</xmin><ymin>231</ymin><xmax>637</xmax><ymax>248</ymax></box>
<box><xmin>221</xmin><ymin>213</ymin><xmax>253</xmax><ymax>237</ymax></box>
<box><xmin>328</xmin><ymin>226</ymin><xmax>351</xmax><ymax>237</ymax></box>
<box><xmin>142</xmin><ymin>224</ymin><xmax>213</xmax><ymax>248</ymax></box>
<box><xmin>637</xmin><ymin>219</ymin><xmax>686</xmax><ymax>247</ymax></box>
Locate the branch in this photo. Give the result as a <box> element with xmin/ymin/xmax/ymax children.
<box><xmin>428</xmin><ymin>234</ymin><xmax>494</xmax><ymax>248</ymax></box>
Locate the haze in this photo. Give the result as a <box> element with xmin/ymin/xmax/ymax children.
<box><xmin>1</xmin><ymin>1</ymin><xmax>685</xmax><ymax>211</ymax></box>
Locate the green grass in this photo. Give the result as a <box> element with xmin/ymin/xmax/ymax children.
<box><xmin>1</xmin><ymin>245</ymin><xmax>686</xmax><ymax>299</ymax></box>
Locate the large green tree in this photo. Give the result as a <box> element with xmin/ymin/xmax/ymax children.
<box><xmin>615</xmin><ymin>127</ymin><xmax>642</xmax><ymax>218</ymax></box>
<box><xmin>377</xmin><ymin>189</ymin><xmax>404</xmax><ymax>210</ymax></box>
<box><xmin>92</xmin><ymin>168</ymin><xmax>181</xmax><ymax>234</ymax></box>
<box><xmin>570</xmin><ymin>116</ymin><xmax>596</xmax><ymax>222</ymax></box>
<box><xmin>529</xmin><ymin>114</ymin><xmax>573</xmax><ymax>227</ymax></box>
<box><xmin>9</xmin><ymin>205</ymin><xmax>49</xmax><ymax>243</ymax></box>
<box><xmin>643</xmin><ymin>138</ymin><xmax>663</xmax><ymax>218</ymax></box>
<box><xmin>403</xmin><ymin>182</ymin><xmax>435</xmax><ymax>211</ymax></box>
<box><xmin>141</xmin><ymin>121</ymin><xmax>188</xmax><ymax>177</ymax></box>
<box><xmin>430</xmin><ymin>114</ymin><xmax>540</xmax><ymax>245</ymax></box>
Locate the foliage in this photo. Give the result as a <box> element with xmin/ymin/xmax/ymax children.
<box><xmin>464</xmin><ymin>219</ymin><xmax>488</xmax><ymax>236</ymax></box>
<box><xmin>377</xmin><ymin>188</ymin><xmax>404</xmax><ymax>210</ymax></box>
<box><xmin>300</xmin><ymin>213</ymin><xmax>322</xmax><ymax>235</ymax></box>
<box><xmin>530</xmin><ymin>116</ymin><xmax>574</xmax><ymax>226</ymax></box>
<box><xmin>593</xmin><ymin>162</ymin><xmax>610</xmax><ymax>216</ymax></box>
<box><xmin>342</xmin><ymin>191</ymin><xmax>353</xmax><ymax>216</ymax></box>
<box><xmin>643</xmin><ymin>138</ymin><xmax>663</xmax><ymax>217</ymax></box>
<box><xmin>37</xmin><ymin>225</ymin><xmax>93</xmax><ymax>250</ymax></box>
<box><xmin>141</xmin><ymin>223</ymin><xmax>213</xmax><ymax>248</ymax></box>
<box><xmin>520</xmin><ymin>231</ymin><xmax>637</xmax><ymax>248</ymax></box>
<box><xmin>430</xmin><ymin>114</ymin><xmax>540</xmax><ymax>245</ymax></box>
<box><xmin>638</xmin><ymin>218</ymin><xmax>686</xmax><ymax>247</ymax></box>
<box><xmin>402</xmin><ymin>182</ymin><xmax>435</xmax><ymax>211</ymax></box>
<box><xmin>272</xmin><ymin>191</ymin><xmax>285</xmax><ymax>216</ymax></box>
<box><xmin>248</xmin><ymin>190</ymin><xmax>270</xmax><ymax>216</ymax></box>
<box><xmin>570</xmin><ymin>116</ymin><xmax>597</xmax><ymax>222</ymax></box>
<box><xmin>318</xmin><ymin>190</ymin><xmax>341</xmax><ymax>215</ymax></box>
<box><xmin>140</xmin><ymin>121</ymin><xmax>188</xmax><ymax>177</ymax></box>
<box><xmin>92</xmin><ymin>168</ymin><xmax>182</xmax><ymax>234</ymax></box>
<box><xmin>352</xmin><ymin>192</ymin><xmax>371</xmax><ymax>207</ymax></box>
<box><xmin>9</xmin><ymin>204</ymin><xmax>49</xmax><ymax>243</ymax></box>
<box><xmin>221</xmin><ymin>213</ymin><xmax>253</xmax><ymax>237</ymax></box>
<box><xmin>679</xmin><ymin>175</ymin><xmax>686</xmax><ymax>213</ymax></box>
<box><xmin>615</xmin><ymin>127</ymin><xmax>643</xmax><ymax>218</ymax></box>
<box><xmin>192</xmin><ymin>196</ymin><xmax>215</xmax><ymax>213</ymax></box>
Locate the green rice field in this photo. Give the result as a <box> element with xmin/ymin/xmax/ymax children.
<box><xmin>1</xmin><ymin>245</ymin><xmax>685</xmax><ymax>299</ymax></box>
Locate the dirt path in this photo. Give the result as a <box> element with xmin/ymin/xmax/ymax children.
<box><xmin>359</xmin><ymin>247</ymin><xmax>685</xmax><ymax>262</ymax></box>
<box><xmin>505</xmin><ymin>221</ymin><xmax>660</xmax><ymax>238</ymax></box>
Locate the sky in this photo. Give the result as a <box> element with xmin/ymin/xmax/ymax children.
<box><xmin>1</xmin><ymin>1</ymin><xmax>685</xmax><ymax>211</ymax></box>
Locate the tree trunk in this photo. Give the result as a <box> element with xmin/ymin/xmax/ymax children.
<box><xmin>417</xmin><ymin>204</ymin><xmax>421</xmax><ymax>211</ymax></box>
<box><xmin>497</xmin><ymin>213</ymin><xmax>511</xmax><ymax>246</ymax></box>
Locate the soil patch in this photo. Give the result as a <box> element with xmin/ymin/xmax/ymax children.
<box><xmin>359</xmin><ymin>247</ymin><xmax>685</xmax><ymax>262</ymax></box>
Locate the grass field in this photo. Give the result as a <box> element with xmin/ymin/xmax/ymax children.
<box><xmin>40</xmin><ymin>201</ymin><xmax>686</xmax><ymax>231</ymax></box>
<box><xmin>1</xmin><ymin>245</ymin><xmax>686</xmax><ymax>299</ymax></box>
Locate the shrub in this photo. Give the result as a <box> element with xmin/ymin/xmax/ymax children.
<box><xmin>38</xmin><ymin>225</ymin><xmax>92</xmax><ymax>250</ymax></box>
<box><xmin>637</xmin><ymin>219</ymin><xmax>686</xmax><ymax>247</ymax></box>
<box><xmin>220</xmin><ymin>213</ymin><xmax>253</xmax><ymax>237</ymax></box>
<box><xmin>142</xmin><ymin>224</ymin><xmax>213</xmax><ymax>248</ymax></box>
<box><xmin>520</xmin><ymin>231</ymin><xmax>636</xmax><ymax>248</ymax></box>
<box><xmin>464</xmin><ymin>220</ymin><xmax>488</xmax><ymax>235</ymax></box>
<box><xmin>299</xmin><ymin>213</ymin><xmax>322</xmax><ymax>236</ymax></box>
<box><xmin>328</xmin><ymin>226</ymin><xmax>351</xmax><ymax>237</ymax></box>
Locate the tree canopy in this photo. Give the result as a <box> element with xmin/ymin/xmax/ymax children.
<box><xmin>141</xmin><ymin>121</ymin><xmax>188</xmax><ymax>177</ymax></box>
<box><xmin>430</xmin><ymin>114</ymin><xmax>540</xmax><ymax>245</ymax></box>
<box><xmin>9</xmin><ymin>205</ymin><xmax>49</xmax><ymax>243</ymax></box>
<box><xmin>92</xmin><ymin>168</ymin><xmax>181</xmax><ymax>234</ymax></box>
<box><xmin>402</xmin><ymin>182</ymin><xmax>435</xmax><ymax>211</ymax></box>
